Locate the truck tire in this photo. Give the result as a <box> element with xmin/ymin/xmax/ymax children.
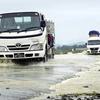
<box><xmin>42</xmin><ymin>48</ymin><xmax>48</xmax><ymax>62</ymax></box>
<box><xmin>51</xmin><ymin>48</ymin><xmax>54</xmax><ymax>59</ymax></box>
<box><xmin>52</xmin><ymin>54</ymin><xmax>54</xmax><ymax>59</ymax></box>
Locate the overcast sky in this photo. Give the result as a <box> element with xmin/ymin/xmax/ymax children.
<box><xmin>0</xmin><ymin>0</ymin><xmax>100</xmax><ymax>45</ymax></box>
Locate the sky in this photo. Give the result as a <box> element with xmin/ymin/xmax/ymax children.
<box><xmin>0</xmin><ymin>0</ymin><xmax>100</xmax><ymax>45</ymax></box>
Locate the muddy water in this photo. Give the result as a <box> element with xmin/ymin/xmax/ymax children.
<box><xmin>0</xmin><ymin>53</ymin><xmax>99</xmax><ymax>100</ymax></box>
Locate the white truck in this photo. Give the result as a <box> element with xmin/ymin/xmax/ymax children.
<box><xmin>0</xmin><ymin>11</ymin><xmax>55</xmax><ymax>62</ymax></box>
<box><xmin>87</xmin><ymin>30</ymin><xmax>100</xmax><ymax>54</ymax></box>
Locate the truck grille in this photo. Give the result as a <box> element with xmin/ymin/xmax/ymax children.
<box><xmin>7</xmin><ymin>44</ymin><xmax>30</xmax><ymax>51</ymax></box>
<box><xmin>90</xmin><ymin>48</ymin><xmax>98</xmax><ymax>50</ymax></box>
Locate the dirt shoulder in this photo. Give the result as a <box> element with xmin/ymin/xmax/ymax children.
<box><xmin>50</xmin><ymin>66</ymin><xmax>100</xmax><ymax>95</ymax></box>
<box><xmin>47</xmin><ymin>64</ymin><xmax>100</xmax><ymax>100</ymax></box>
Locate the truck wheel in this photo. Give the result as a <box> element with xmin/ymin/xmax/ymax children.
<box><xmin>52</xmin><ymin>54</ymin><xmax>54</xmax><ymax>59</ymax></box>
<box><xmin>42</xmin><ymin>50</ymin><xmax>48</xmax><ymax>62</ymax></box>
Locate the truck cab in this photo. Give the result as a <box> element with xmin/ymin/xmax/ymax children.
<box><xmin>0</xmin><ymin>12</ymin><xmax>55</xmax><ymax>62</ymax></box>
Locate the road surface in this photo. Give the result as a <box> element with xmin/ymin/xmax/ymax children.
<box><xmin>0</xmin><ymin>53</ymin><xmax>99</xmax><ymax>100</ymax></box>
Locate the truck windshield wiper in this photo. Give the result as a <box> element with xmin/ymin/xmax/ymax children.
<box><xmin>0</xmin><ymin>29</ymin><xmax>19</xmax><ymax>33</ymax></box>
<box><xmin>18</xmin><ymin>27</ymin><xmax>40</xmax><ymax>33</ymax></box>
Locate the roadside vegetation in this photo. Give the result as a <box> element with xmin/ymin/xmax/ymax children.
<box><xmin>55</xmin><ymin>44</ymin><xmax>86</xmax><ymax>54</ymax></box>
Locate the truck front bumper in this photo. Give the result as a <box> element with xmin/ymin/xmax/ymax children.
<box><xmin>0</xmin><ymin>50</ymin><xmax>45</xmax><ymax>59</ymax></box>
<box><xmin>87</xmin><ymin>49</ymin><xmax>100</xmax><ymax>54</ymax></box>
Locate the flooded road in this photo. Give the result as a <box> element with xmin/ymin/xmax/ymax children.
<box><xmin>0</xmin><ymin>53</ymin><xmax>99</xmax><ymax>100</ymax></box>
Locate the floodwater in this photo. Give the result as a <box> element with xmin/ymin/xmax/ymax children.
<box><xmin>0</xmin><ymin>53</ymin><xmax>99</xmax><ymax>100</ymax></box>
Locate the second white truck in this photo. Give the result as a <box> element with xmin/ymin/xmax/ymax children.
<box><xmin>87</xmin><ymin>30</ymin><xmax>100</xmax><ymax>54</ymax></box>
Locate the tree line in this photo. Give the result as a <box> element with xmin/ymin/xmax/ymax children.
<box><xmin>55</xmin><ymin>44</ymin><xmax>86</xmax><ymax>54</ymax></box>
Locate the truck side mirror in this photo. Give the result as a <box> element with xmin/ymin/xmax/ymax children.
<box><xmin>85</xmin><ymin>43</ymin><xmax>87</xmax><ymax>45</ymax></box>
<box><xmin>40</xmin><ymin>21</ymin><xmax>46</xmax><ymax>27</ymax></box>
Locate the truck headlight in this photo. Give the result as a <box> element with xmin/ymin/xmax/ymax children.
<box><xmin>0</xmin><ymin>46</ymin><xmax>7</xmax><ymax>51</ymax></box>
<box><xmin>30</xmin><ymin>43</ymin><xmax>43</xmax><ymax>51</ymax></box>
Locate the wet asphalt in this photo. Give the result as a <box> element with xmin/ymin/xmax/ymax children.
<box><xmin>0</xmin><ymin>53</ymin><xmax>99</xmax><ymax>100</ymax></box>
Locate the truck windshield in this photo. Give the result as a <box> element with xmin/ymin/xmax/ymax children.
<box><xmin>0</xmin><ymin>12</ymin><xmax>40</xmax><ymax>33</ymax></box>
<box><xmin>88</xmin><ymin>40</ymin><xmax>100</xmax><ymax>45</ymax></box>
